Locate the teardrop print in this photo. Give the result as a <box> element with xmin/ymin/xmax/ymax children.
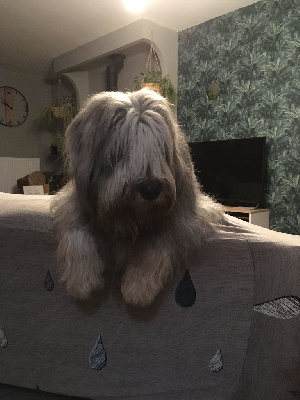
<box><xmin>89</xmin><ymin>336</ymin><xmax>107</xmax><ymax>370</ymax></box>
<box><xmin>0</xmin><ymin>327</ymin><xmax>8</xmax><ymax>348</ymax></box>
<box><xmin>175</xmin><ymin>269</ymin><xmax>196</xmax><ymax>307</ymax></box>
<box><xmin>253</xmin><ymin>296</ymin><xmax>300</xmax><ymax>319</ymax></box>
<box><xmin>209</xmin><ymin>349</ymin><xmax>223</xmax><ymax>372</ymax></box>
<box><xmin>43</xmin><ymin>270</ymin><xmax>54</xmax><ymax>291</ymax></box>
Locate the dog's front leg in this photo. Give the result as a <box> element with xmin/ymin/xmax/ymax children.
<box><xmin>52</xmin><ymin>187</ymin><xmax>105</xmax><ymax>300</ymax></box>
<box><xmin>121</xmin><ymin>241</ymin><xmax>173</xmax><ymax>306</ymax></box>
<box><xmin>57</xmin><ymin>228</ymin><xmax>105</xmax><ymax>299</ymax></box>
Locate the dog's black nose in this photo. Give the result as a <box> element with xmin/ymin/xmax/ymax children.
<box><xmin>137</xmin><ymin>179</ymin><xmax>162</xmax><ymax>201</ymax></box>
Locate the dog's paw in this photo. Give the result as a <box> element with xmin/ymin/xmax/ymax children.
<box><xmin>121</xmin><ymin>252</ymin><xmax>172</xmax><ymax>307</ymax></box>
<box><xmin>121</xmin><ymin>288</ymin><xmax>156</xmax><ymax>307</ymax></box>
<box><xmin>121</xmin><ymin>278</ymin><xmax>159</xmax><ymax>307</ymax></box>
<box><xmin>66</xmin><ymin>276</ymin><xmax>105</xmax><ymax>300</ymax></box>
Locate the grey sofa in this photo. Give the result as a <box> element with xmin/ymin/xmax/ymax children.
<box><xmin>0</xmin><ymin>192</ymin><xmax>299</xmax><ymax>399</ymax></box>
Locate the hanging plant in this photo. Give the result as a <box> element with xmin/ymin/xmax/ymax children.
<box><xmin>40</xmin><ymin>89</ymin><xmax>77</xmax><ymax>131</ymax></box>
<box><xmin>39</xmin><ymin>79</ymin><xmax>77</xmax><ymax>159</ymax></box>
<box><xmin>52</xmin><ymin>102</ymin><xmax>77</xmax><ymax>125</ymax></box>
<box><xmin>51</xmin><ymin>106</ymin><xmax>65</xmax><ymax>119</ymax></box>
<box><xmin>134</xmin><ymin>41</ymin><xmax>177</xmax><ymax>105</ymax></box>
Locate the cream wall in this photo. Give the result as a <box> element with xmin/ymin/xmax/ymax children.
<box><xmin>0</xmin><ymin>68</ymin><xmax>53</xmax><ymax>171</ymax></box>
<box><xmin>54</xmin><ymin>19</ymin><xmax>178</xmax><ymax>107</ymax></box>
<box><xmin>88</xmin><ymin>50</ymin><xmax>149</xmax><ymax>95</ymax></box>
<box><xmin>0</xmin><ymin>18</ymin><xmax>178</xmax><ymax>172</ymax></box>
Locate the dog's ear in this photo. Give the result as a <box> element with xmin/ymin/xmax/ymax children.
<box><xmin>66</xmin><ymin>92</ymin><xmax>131</xmax><ymax>172</ymax></box>
<box><xmin>65</xmin><ymin>100</ymin><xmax>100</xmax><ymax>196</ymax></box>
<box><xmin>64</xmin><ymin>110</ymin><xmax>97</xmax><ymax>218</ymax></box>
<box><xmin>65</xmin><ymin>92</ymin><xmax>131</xmax><ymax>216</ymax></box>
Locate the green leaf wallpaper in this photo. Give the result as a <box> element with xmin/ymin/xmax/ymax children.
<box><xmin>178</xmin><ymin>0</ymin><xmax>300</xmax><ymax>234</ymax></box>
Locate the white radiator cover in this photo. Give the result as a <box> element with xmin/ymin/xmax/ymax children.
<box><xmin>0</xmin><ymin>157</ymin><xmax>40</xmax><ymax>193</ymax></box>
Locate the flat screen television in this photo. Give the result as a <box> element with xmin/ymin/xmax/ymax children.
<box><xmin>189</xmin><ymin>137</ymin><xmax>267</xmax><ymax>207</ymax></box>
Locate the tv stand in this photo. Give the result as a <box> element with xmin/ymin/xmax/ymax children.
<box><xmin>224</xmin><ymin>206</ymin><xmax>269</xmax><ymax>229</ymax></box>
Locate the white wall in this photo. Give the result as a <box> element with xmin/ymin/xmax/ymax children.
<box><xmin>53</xmin><ymin>19</ymin><xmax>178</xmax><ymax>103</ymax></box>
<box><xmin>0</xmin><ymin>68</ymin><xmax>53</xmax><ymax>171</ymax></box>
<box><xmin>88</xmin><ymin>50</ymin><xmax>149</xmax><ymax>94</ymax></box>
<box><xmin>89</xmin><ymin>66</ymin><xmax>106</xmax><ymax>95</ymax></box>
<box><xmin>118</xmin><ymin>50</ymin><xmax>149</xmax><ymax>92</ymax></box>
<box><xmin>53</xmin><ymin>19</ymin><xmax>178</xmax><ymax>85</ymax></box>
<box><xmin>0</xmin><ymin>18</ymin><xmax>178</xmax><ymax>175</ymax></box>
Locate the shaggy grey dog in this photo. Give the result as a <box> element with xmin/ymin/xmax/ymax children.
<box><xmin>51</xmin><ymin>89</ymin><xmax>223</xmax><ymax>306</ymax></box>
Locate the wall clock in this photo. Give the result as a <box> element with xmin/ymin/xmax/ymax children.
<box><xmin>0</xmin><ymin>86</ymin><xmax>28</xmax><ymax>127</ymax></box>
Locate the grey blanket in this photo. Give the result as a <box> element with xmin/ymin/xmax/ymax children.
<box><xmin>0</xmin><ymin>193</ymin><xmax>299</xmax><ymax>399</ymax></box>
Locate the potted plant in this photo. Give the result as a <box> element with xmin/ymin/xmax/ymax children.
<box><xmin>40</xmin><ymin>97</ymin><xmax>77</xmax><ymax>130</ymax></box>
<box><xmin>134</xmin><ymin>70</ymin><xmax>177</xmax><ymax>105</ymax></box>
<box><xmin>49</xmin><ymin>131</ymin><xmax>66</xmax><ymax>157</ymax></box>
<box><xmin>40</xmin><ymin>97</ymin><xmax>77</xmax><ymax>159</ymax></box>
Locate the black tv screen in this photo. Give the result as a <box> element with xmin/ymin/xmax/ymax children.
<box><xmin>189</xmin><ymin>137</ymin><xmax>267</xmax><ymax>207</ymax></box>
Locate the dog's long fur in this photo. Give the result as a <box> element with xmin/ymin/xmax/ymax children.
<box><xmin>51</xmin><ymin>89</ymin><xmax>223</xmax><ymax>306</ymax></box>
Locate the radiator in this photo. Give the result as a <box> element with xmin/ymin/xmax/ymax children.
<box><xmin>0</xmin><ymin>157</ymin><xmax>40</xmax><ymax>193</ymax></box>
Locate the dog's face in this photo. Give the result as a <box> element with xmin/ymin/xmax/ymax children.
<box><xmin>65</xmin><ymin>89</ymin><xmax>195</xmax><ymax>235</ymax></box>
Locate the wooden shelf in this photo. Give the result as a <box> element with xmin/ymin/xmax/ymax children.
<box><xmin>224</xmin><ymin>207</ymin><xmax>270</xmax><ymax>228</ymax></box>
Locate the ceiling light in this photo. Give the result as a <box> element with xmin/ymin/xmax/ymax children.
<box><xmin>123</xmin><ymin>0</ymin><xmax>149</xmax><ymax>14</ymax></box>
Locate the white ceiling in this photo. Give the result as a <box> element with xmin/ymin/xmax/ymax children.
<box><xmin>1</xmin><ymin>0</ymin><xmax>260</xmax><ymax>77</ymax></box>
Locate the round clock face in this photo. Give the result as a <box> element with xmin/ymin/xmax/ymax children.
<box><xmin>0</xmin><ymin>86</ymin><xmax>28</xmax><ymax>127</ymax></box>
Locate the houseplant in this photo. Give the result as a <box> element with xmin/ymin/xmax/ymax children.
<box><xmin>40</xmin><ymin>96</ymin><xmax>77</xmax><ymax>159</ymax></box>
<box><xmin>134</xmin><ymin>39</ymin><xmax>177</xmax><ymax>105</ymax></box>
<box><xmin>40</xmin><ymin>99</ymin><xmax>77</xmax><ymax>132</ymax></box>
<box><xmin>134</xmin><ymin>70</ymin><xmax>177</xmax><ymax>105</ymax></box>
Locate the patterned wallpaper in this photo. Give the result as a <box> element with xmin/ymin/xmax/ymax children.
<box><xmin>178</xmin><ymin>0</ymin><xmax>300</xmax><ymax>234</ymax></box>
